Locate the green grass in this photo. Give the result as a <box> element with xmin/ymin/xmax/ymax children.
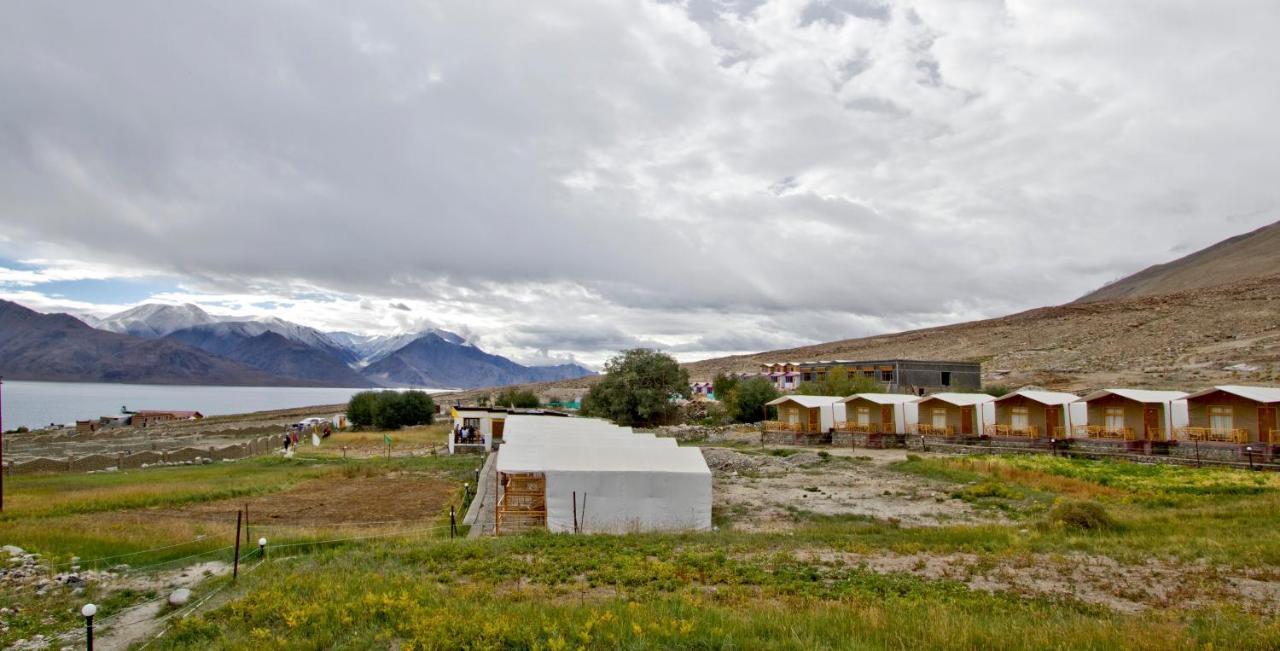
<box><xmin>152</xmin><ymin>535</ymin><xmax>1280</xmax><ymax>650</ymax></box>
<box><xmin>7</xmin><ymin>450</ymin><xmax>1280</xmax><ymax>648</ymax></box>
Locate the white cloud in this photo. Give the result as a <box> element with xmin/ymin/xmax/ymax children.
<box><xmin>1</xmin><ymin>0</ymin><xmax>1277</xmax><ymax>366</ymax></box>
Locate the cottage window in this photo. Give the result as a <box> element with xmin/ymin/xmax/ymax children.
<box><xmin>932</xmin><ymin>408</ymin><xmax>948</xmax><ymax>429</ymax></box>
<box><xmin>1209</xmin><ymin>406</ymin><xmax>1233</xmax><ymax>431</ymax></box>
<box><xmin>1104</xmin><ymin>408</ymin><xmax>1124</xmax><ymax>431</ymax></box>
<box><xmin>786</xmin><ymin>408</ymin><xmax>799</xmax><ymax>424</ymax></box>
<box><xmin>856</xmin><ymin>407</ymin><xmax>871</xmax><ymax>425</ymax></box>
<box><xmin>1011</xmin><ymin>407</ymin><xmax>1029</xmax><ymax>431</ymax></box>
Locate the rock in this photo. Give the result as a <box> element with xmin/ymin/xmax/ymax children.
<box><xmin>168</xmin><ymin>588</ymin><xmax>192</xmax><ymax>606</ymax></box>
<box><xmin>202</xmin><ymin>457</ymin><xmax>213</xmax><ymax>465</ymax></box>
<box><xmin>2</xmin><ymin>546</ymin><xmax>24</xmax><ymax>557</ymax></box>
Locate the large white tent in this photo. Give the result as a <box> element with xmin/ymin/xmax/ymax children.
<box><xmin>494</xmin><ymin>415</ymin><xmax>712</xmax><ymax>534</ymax></box>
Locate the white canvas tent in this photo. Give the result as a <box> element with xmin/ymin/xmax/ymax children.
<box><xmin>1079</xmin><ymin>389</ymin><xmax>1189</xmax><ymax>440</ymax></box>
<box><xmin>993</xmin><ymin>389</ymin><xmax>1086</xmax><ymax>436</ymax></box>
<box><xmin>494</xmin><ymin>416</ymin><xmax>713</xmax><ymax>534</ymax></box>
<box><xmin>915</xmin><ymin>393</ymin><xmax>996</xmax><ymax>435</ymax></box>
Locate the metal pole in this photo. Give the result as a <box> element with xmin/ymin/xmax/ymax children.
<box><xmin>1246</xmin><ymin>447</ymin><xmax>1255</xmax><ymax>471</ymax></box>
<box><xmin>82</xmin><ymin>604</ymin><xmax>96</xmax><ymax>651</ymax></box>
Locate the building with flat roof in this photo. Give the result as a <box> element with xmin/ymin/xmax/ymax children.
<box><xmin>755</xmin><ymin>359</ymin><xmax>981</xmax><ymax>394</ymax></box>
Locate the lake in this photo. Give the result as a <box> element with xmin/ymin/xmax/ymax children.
<box><xmin>0</xmin><ymin>380</ymin><xmax>446</xmax><ymax>431</ymax></box>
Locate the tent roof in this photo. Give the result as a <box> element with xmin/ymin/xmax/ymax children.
<box><xmin>842</xmin><ymin>393</ymin><xmax>919</xmax><ymax>405</ymax></box>
<box><xmin>766</xmin><ymin>395</ymin><xmax>843</xmax><ymax>408</ymax></box>
<box><xmin>1183</xmin><ymin>385</ymin><xmax>1280</xmax><ymax>403</ymax></box>
<box><xmin>996</xmin><ymin>390</ymin><xmax>1080</xmax><ymax>406</ymax></box>
<box><xmin>1081</xmin><ymin>388</ymin><xmax>1188</xmax><ymax>403</ymax></box>
<box><xmin>496</xmin><ymin>444</ymin><xmax>710</xmax><ymax>475</ymax></box>
<box><xmin>917</xmin><ymin>392</ymin><xmax>995</xmax><ymax>406</ymax></box>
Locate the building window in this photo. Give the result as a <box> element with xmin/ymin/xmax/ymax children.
<box><xmin>864</xmin><ymin>370</ymin><xmax>875</xmax><ymax>377</ymax></box>
<box><xmin>1011</xmin><ymin>407</ymin><xmax>1029</xmax><ymax>430</ymax></box>
<box><xmin>1104</xmin><ymin>408</ymin><xmax>1124</xmax><ymax>431</ymax></box>
<box><xmin>880</xmin><ymin>370</ymin><xmax>894</xmax><ymax>382</ymax></box>
<box><xmin>802</xmin><ymin>373</ymin><xmax>812</xmax><ymax>382</ymax></box>
<box><xmin>786</xmin><ymin>408</ymin><xmax>799</xmax><ymax>424</ymax></box>
<box><xmin>463</xmin><ymin>417</ymin><xmax>481</xmax><ymax>430</ymax></box>
<box><xmin>1209</xmin><ymin>406</ymin><xmax>1233</xmax><ymax>431</ymax></box>
<box><xmin>932</xmin><ymin>408</ymin><xmax>948</xmax><ymax>429</ymax></box>
<box><xmin>940</xmin><ymin>371</ymin><xmax>952</xmax><ymax>386</ymax></box>
<box><xmin>856</xmin><ymin>407</ymin><xmax>871</xmax><ymax>425</ymax></box>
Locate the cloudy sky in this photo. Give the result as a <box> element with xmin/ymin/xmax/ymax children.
<box><xmin>2</xmin><ymin>0</ymin><xmax>1278</xmax><ymax>368</ymax></box>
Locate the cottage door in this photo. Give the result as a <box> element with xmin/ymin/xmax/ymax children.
<box><xmin>1143</xmin><ymin>407</ymin><xmax>1161</xmax><ymax>440</ymax></box>
<box><xmin>1259</xmin><ymin>407</ymin><xmax>1277</xmax><ymax>443</ymax></box>
<box><xmin>881</xmin><ymin>405</ymin><xmax>895</xmax><ymax>434</ymax></box>
<box><xmin>808</xmin><ymin>408</ymin><xmax>820</xmax><ymax>432</ymax></box>
<box><xmin>1044</xmin><ymin>406</ymin><xmax>1061</xmax><ymax>437</ymax></box>
<box><xmin>960</xmin><ymin>406</ymin><xmax>974</xmax><ymax>435</ymax></box>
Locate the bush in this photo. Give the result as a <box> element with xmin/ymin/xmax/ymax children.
<box><xmin>348</xmin><ymin>390</ymin><xmax>435</xmax><ymax>430</ymax></box>
<box><xmin>346</xmin><ymin>391</ymin><xmax>381</xmax><ymax>428</ymax></box>
<box><xmin>793</xmin><ymin>366</ymin><xmax>880</xmax><ymax>397</ymax></box>
<box><xmin>1047</xmin><ymin>500</ymin><xmax>1117</xmax><ymax>531</ymax></box>
<box><xmin>493</xmin><ymin>388</ymin><xmax>540</xmax><ymax>409</ymax></box>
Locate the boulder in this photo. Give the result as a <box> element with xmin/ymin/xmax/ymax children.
<box><xmin>168</xmin><ymin>588</ymin><xmax>192</xmax><ymax>606</ymax></box>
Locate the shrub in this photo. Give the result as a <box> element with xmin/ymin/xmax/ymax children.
<box><xmin>1047</xmin><ymin>500</ymin><xmax>1117</xmax><ymax>531</ymax></box>
<box><xmin>493</xmin><ymin>389</ymin><xmax>540</xmax><ymax>409</ymax></box>
<box><xmin>346</xmin><ymin>391</ymin><xmax>380</xmax><ymax>428</ymax></box>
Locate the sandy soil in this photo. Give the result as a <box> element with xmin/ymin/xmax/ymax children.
<box><xmin>703</xmin><ymin>446</ymin><xmax>1001</xmax><ymax>531</ymax></box>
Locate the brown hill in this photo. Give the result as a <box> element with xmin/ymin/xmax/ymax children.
<box><xmin>1077</xmin><ymin>220</ymin><xmax>1280</xmax><ymax>303</ymax></box>
<box><xmin>440</xmin><ymin>274</ymin><xmax>1280</xmax><ymax>403</ymax></box>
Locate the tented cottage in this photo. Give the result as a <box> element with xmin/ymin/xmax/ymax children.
<box><xmin>1182</xmin><ymin>386</ymin><xmax>1280</xmax><ymax>444</ymax></box>
<box><xmin>837</xmin><ymin>394</ymin><xmax>919</xmax><ymax>435</ymax></box>
<box><xmin>764</xmin><ymin>395</ymin><xmax>847</xmax><ymax>435</ymax></box>
<box><xmin>913</xmin><ymin>393</ymin><xmax>995</xmax><ymax>436</ymax></box>
<box><xmin>1078</xmin><ymin>389</ymin><xmax>1188</xmax><ymax>442</ymax></box>
<box><xmin>991</xmin><ymin>390</ymin><xmax>1085</xmax><ymax>438</ymax></box>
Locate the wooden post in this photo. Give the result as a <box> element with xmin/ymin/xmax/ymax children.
<box><xmin>450</xmin><ymin>506</ymin><xmax>456</xmax><ymax>539</ymax></box>
<box><xmin>233</xmin><ymin>510</ymin><xmax>242</xmax><ymax>581</ymax></box>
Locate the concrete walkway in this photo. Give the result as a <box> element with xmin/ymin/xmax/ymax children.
<box><xmin>463</xmin><ymin>451</ymin><xmax>497</xmax><ymax>537</ymax></box>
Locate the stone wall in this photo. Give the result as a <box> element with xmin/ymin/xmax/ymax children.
<box><xmin>6</xmin><ymin>436</ymin><xmax>276</xmax><ymax>476</ymax></box>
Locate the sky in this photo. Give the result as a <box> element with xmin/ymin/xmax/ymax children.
<box><xmin>1</xmin><ymin>0</ymin><xmax>1278</xmax><ymax>368</ymax></box>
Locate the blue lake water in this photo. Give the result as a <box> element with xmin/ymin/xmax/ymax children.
<box><xmin>0</xmin><ymin>380</ymin><xmax>443</xmax><ymax>430</ymax></box>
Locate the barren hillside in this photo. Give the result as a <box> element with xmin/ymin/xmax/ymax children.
<box><xmin>1077</xmin><ymin>220</ymin><xmax>1280</xmax><ymax>303</ymax></box>
<box><xmin>440</xmin><ymin>275</ymin><xmax>1280</xmax><ymax>403</ymax></box>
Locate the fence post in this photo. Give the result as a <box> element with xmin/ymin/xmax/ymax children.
<box><xmin>233</xmin><ymin>510</ymin><xmax>242</xmax><ymax>581</ymax></box>
<box><xmin>450</xmin><ymin>506</ymin><xmax>456</xmax><ymax>539</ymax></box>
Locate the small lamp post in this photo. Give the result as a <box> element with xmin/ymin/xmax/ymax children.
<box><xmin>1245</xmin><ymin>446</ymin><xmax>1255</xmax><ymax>471</ymax></box>
<box><xmin>82</xmin><ymin>603</ymin><xmax>97</xmax><ymax>650</ymax></box>
<box><xmin>258</xmin><ymin>537</ymin><xmax>267</xmax><ymax>560</ymax></box>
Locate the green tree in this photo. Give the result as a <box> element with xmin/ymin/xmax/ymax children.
<box><xmin>346</xmin><ymin>391</ymin><xmax>380</xmax><ymax>428</ymax></box>
<box><xmin>373</xmin><ymin>390</ymin><xmax>436</xmax><ymax>430</ymax></box>
<box><xmin>583</xmin><ymin>348</ymin><xmax>690</xmax><ymax>426</ymax></box>
<box><xmin>494</xmin><ymin>388</ymin><xmax>540</xmax><ymax>409</ymax></box>
<box><xmin>732</xmin><ymin>376</ymin><xmax>780</xmax><ymax>423</ymax></box>
<box><xmin>794</xmin><ymin>366</ymin><xmax>880</xmax><ymax>397</ymax></box>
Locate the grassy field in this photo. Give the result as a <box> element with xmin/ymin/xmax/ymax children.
<box><xmin>3</xmin><ymin>443</ymin><xmax>1279</xmax><ymax>649</ymax></box>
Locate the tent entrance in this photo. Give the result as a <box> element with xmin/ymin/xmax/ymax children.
<box><xmin>497</xmin><ymin>472</ymin><xmax>546</xmax><ymax>535</ymax></box>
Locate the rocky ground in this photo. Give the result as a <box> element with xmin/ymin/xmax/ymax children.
<box><xmin>701</xmin><ymin>446</ymin><xmax>1000</xmax><ymax>532</ymax></box>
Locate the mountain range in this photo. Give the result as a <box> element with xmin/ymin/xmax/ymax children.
<box><xmin>0</xmin><ymin>302</ymin><xmax>594</xmax><ymax>389</ymax></box>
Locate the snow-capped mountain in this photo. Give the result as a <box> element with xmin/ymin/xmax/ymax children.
<box><xmin>328</xmin><ymin>329</ymin><xmax>469</xmax><ymax>367</ymax></box>
<box><xmin>95</xmin><ymin>303</ymin><xmax>221</xmax><ymax>339</ymax></box>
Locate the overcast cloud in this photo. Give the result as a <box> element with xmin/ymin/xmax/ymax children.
<box><xmin>1</xmin><ymin>0</ymin><xmax>1278</xmax><ymax>367</ymax></box>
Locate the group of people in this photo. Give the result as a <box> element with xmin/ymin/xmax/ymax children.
<box><xmin>281</xmin><ymin>420</ymin><xmax>332</xmax><ymax>452</ymax></box>
<box><xmin>453</xmin><ymin>422</ymin><xmax>480</xmax><ymax>444</ymax></box>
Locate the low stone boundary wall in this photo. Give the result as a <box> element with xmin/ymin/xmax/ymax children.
<box><xmin>5</xmin><ymin>436</ymin><xmax>277</xmax><ymax>476</ymax></box>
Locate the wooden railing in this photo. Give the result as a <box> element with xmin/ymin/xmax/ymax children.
<box><xmin>1073</xmin><ymin>425</ymin><xmax>1139</xmax><ymax>441</ymax></box>
<box><xmin>984</xmin><ymin>424</ymin><xmax>1041</xmax><ymax>438</ymax></box>
<box><xmin>763</xmin><ymin>421</ymin><xmax>805</xmax><ymax>433</ymax></box>
<box><xmin>1267</xmin><ymin>430</ymin><xmax>1280</xmax><ymax>445</ymax></box>
<box><xmin>1180</xmin><ymin>427</ymin><xmax>1249</xmax><ymax>444</ymax></box>
<box><xmin>913</xmin><ymin>424</ymin><xmax>955</xmax><ymax>437</ymax></box>
<box><xmin>835</xmin><ymin>422</ymin><xmax>880</xmax><ymax>434</ymax></box>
